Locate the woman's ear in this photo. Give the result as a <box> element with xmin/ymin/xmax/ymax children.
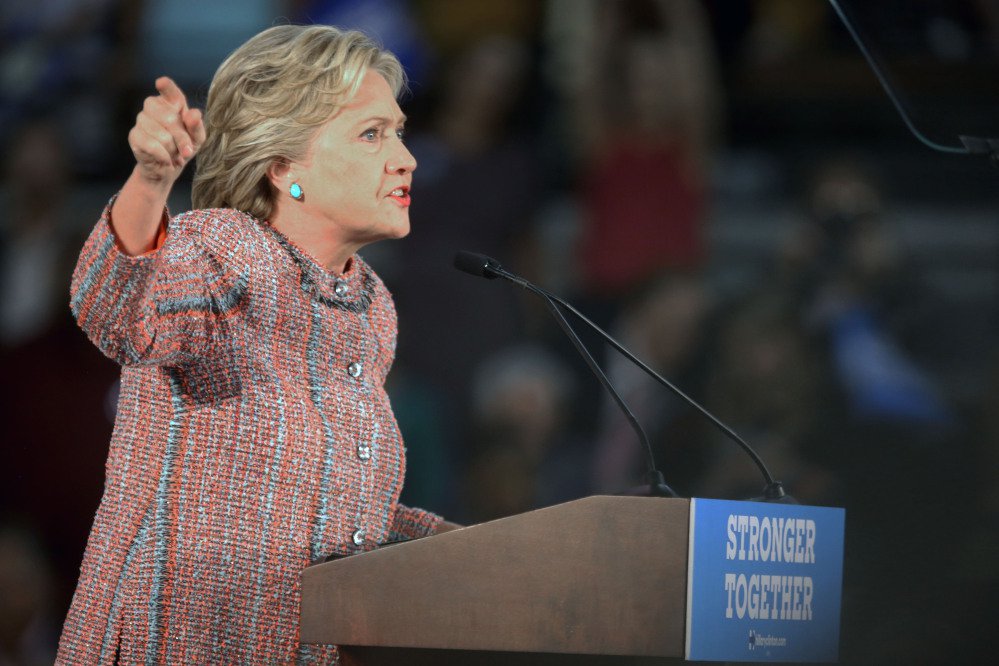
<box><xmin>267</xmin><ymin>158</ymin><xmax>293</xmax><ymax>192</ymax></box>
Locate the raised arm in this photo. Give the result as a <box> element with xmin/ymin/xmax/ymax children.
<box><xmin>70</xmin><ymin>78</ymin><xmax>246</xmax><ymax>368</ymax></box>
<box><xmin>113</xmin><ymin>77</ymin><xmax>205</xmax><ymax>254</ymax></box>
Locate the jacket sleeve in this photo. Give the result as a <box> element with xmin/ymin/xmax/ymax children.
<box><xmin>69</xmin><ymin>199</ymin><xmax>247</xmax><ymax>367</ymax></box>
<box><xmin>387</xmin><ymin>503</ymin><xmax>443</xmax><ymax>541</ymax></box>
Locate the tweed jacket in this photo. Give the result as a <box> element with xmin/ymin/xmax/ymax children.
<box><xmin>57</xmin><ymin>201</ymin><xmax>441</xmax><ymax>665</ymax></box>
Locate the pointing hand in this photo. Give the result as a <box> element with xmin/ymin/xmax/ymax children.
<box><xmin>127</xmin><ymin>77</ymin><xmax>206</xmax><ymax>186</ymax></box>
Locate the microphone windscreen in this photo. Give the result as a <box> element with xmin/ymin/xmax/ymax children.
<box><xmin>453</xmin><ymin>251</ymin><xmax>497</xmax><ymax>278</ymax></box>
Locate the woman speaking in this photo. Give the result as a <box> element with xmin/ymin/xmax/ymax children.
<box><xmin>58</xmin><ymin>24</ymin><xmax>455</xmax><ymax>664</ymax></box>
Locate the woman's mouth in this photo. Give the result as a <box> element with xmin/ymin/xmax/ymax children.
<box><xmin>388</xmin><ymin>186</ymin><xmax>411</xmax><ymax>207</ymax></box>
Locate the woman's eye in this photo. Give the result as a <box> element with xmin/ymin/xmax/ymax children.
<box><xmin>396</xmin><ymin>127</ymin><xmax>406</xmax><ymax>141</ymax></box>
<box><xmin>362</xmin><ymin>129</ymin><xmax>380</xmax><ymax>141</ymax></box>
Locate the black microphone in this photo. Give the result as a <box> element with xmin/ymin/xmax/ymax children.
<box><xmin>453</xmin><ymin>251</ymin><xmax>503</xmax><ymax>279</ymax></box>
<box><xmin>454</xmin><ymin>251</ymin><xmax>676</xmax><ymax>498</ymax></box>
<box><xmin>454</xmin><ymin>250</ymin><xmax>792</xmax><ymax>503</ymax></box>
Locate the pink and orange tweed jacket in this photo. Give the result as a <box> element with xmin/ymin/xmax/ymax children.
<box><xmin>57</xmin><ymin>202</ymin><xmax>441</xmax><ymax>664</ymax></box>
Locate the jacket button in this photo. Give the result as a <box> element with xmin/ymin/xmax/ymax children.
<box><xmin>347</xmin><ymin>362</ymin><xmax>362</xmax><ymax>378</ymax></box>
<box><xmin>352</xmin><ymin>529</ymin><xmax>366</xmax><ymax>546</ymax></box>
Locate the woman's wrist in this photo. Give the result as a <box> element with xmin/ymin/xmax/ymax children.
<box><xmin>108</xmin><ymin>168</ymin><xmax>173</xmax><ymax>255</ymax></box>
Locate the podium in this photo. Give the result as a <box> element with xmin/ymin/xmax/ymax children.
<box><xmin>301</xmin><ymin>496</ymin><xmax>686</xmax><ymax>664</ymax></box>
<box><xmin>300</xmin><ymin>496</ymin><xmax>844</xmax><ymax>664</ymax></box>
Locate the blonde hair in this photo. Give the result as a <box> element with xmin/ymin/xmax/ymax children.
<box><xmin>192</xmin><ymin>24</ymin><xmax>405</xmax><ymax>220</ymax></box>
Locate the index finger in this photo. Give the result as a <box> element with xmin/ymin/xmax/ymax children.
<box><xmin>155</xmin><ymin>76</ymin><xmax>188</xmax><ymax>110</ymax></box>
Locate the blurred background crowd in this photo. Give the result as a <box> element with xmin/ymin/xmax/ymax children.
<box><xmin>1</xmin><ymin>0</ymin><xmax>997</xmax><ymax>663</ymax></box>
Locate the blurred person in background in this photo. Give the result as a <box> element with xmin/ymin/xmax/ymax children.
<box><xmin>698</xmin><ymin>291</ymin><xmax>838</xmax><ymax>505</ymax></box>
<box><xmin>781</xmin><ymin>158</ymin><xmax>938</xmax><ymax>369</ymax></box>
<box><xmin>555</xmin><ymin>0</ymin><xmax>722</xmax><ymax>317</ymax></box>
<box><xmin>462</xmin><ymin>344</ymin><xmax>587</xmax><ymax>523</ymax></box>
<box><xmin>589</xmin><ymin>273</ymin><xmax>715</xmax><ymax>496</ymax></box>
<box><xmin>389</xmin><ymin>35</ymin><xmax>542</xmax><ymax>486</ymax></box>
<box><xmin>540</xmin><ymin>0</ymin><xmax>724</xmax><ymax>493</ymax></box>
<box><xmin>0</xmin><ymin>119</ymin><xmax>117</xmax><ymax>640</ymax></box>
<box><xmin>770</xmin><ymin>156</ymin><xmax>966</xmax><ymax>663</ymax></box>
<box><xmin>0</xmin><ymin>121</ymin><xmax>75</xmax><ymax>347</ymax></box>
<box><xmin>778</xmin><ymin>158</ymin><xmax>957</xmax><ymax>482</ymax></box>
<box><xmin>57</xmin><ymin>24</ymin><xmax>457</xmax><ymax>664</ymax></box>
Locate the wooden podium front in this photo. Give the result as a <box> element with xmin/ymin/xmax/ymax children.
<box><xmin>300</xmin><ymin>496</ymin><xmax>691</xmax><ymax>665</ymax></box>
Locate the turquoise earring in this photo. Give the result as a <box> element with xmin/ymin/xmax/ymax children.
<box><xmin>289</xmin><ymin>182</ymin><xmax>304</xmax><ymax>201</ymax></box>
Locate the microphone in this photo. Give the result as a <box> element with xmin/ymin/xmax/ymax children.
<box><xmin>454</xmin><ymin>251</ymin><xmax>675</xmax><ymax>498</ymax></box>
<box><xmin>454</xmin><ymin>250</ymin><xmax>792</xmax><ymax>502</ymax></box>
<box><xmin>453</xmin><ymin>251</ymin><xmax>502</xmax><ymax>279</ymax></box>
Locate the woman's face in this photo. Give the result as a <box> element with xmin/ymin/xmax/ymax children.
<box><xmin>292</xmin><ymin>70</ymin><xmax>416</xmax><ymax>247</ymax></box>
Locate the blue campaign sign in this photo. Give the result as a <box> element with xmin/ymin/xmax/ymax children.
<box><xmin>685</xmin><ymin>499</ymin><xmax>845</xmax><ymax>662</ymax></box>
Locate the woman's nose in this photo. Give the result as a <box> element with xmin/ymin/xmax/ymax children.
<box><xmin>386</xmin><ymin>141</ymin><xmax>417</xmax><ymax>175</ymax></box>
